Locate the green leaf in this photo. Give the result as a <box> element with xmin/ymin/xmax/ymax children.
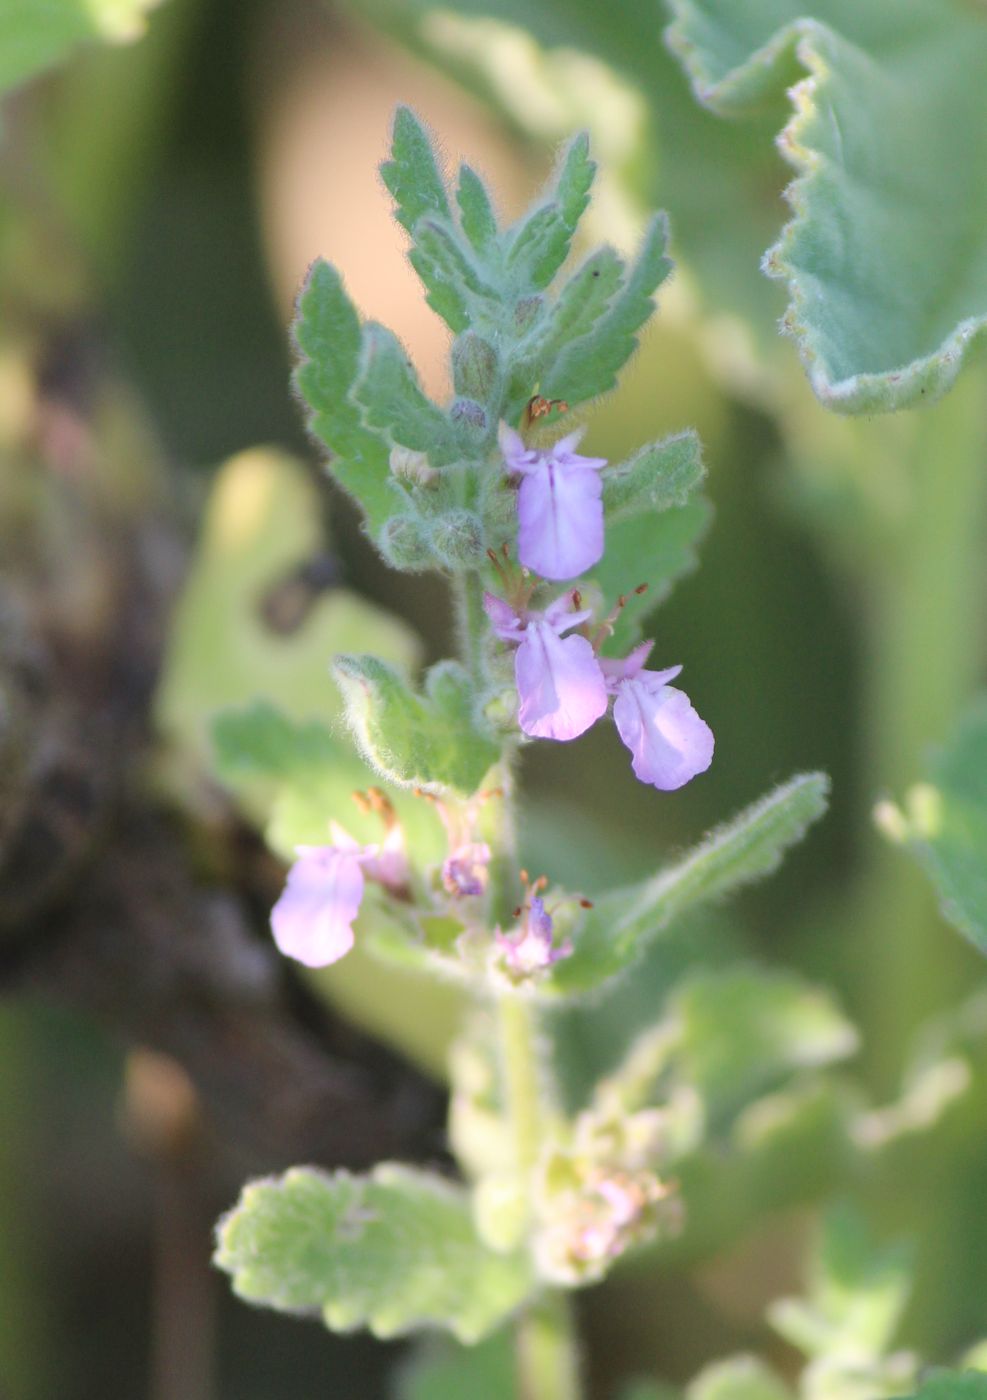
<box><xmin>686</xmin><ymin>1357</ymin><xmax>793</xmax><ymax>1400</ymax></box>
<box><xmin>154</xmin><ymin>449</ymin><xmax>419</xmax><ymax>785</ymax></box>
<box><xmin>503</xmin><ymin>132</ymin><xmax>595</xmax><ymax>292</ymax></box>
<box><xmin>292</xmin><ymin>261</ymin><xmax>396</xmax><ymax>532</ymax></box>
<box><xmin>215</xmin><ymin>1165</ymin><xmax>534</xmax><ymax>1344</ymax></box>
<box><xmin>380</xmin><ymin>106</ymin><xmax>452</xmax><ymax>235</ymax></box>
<box><xmin>541</xmin><ymin>213</ymin><xmax>673</xmax><ymax>407</ymax></box>
<box><xmin>591</xmin><ymin>497</ymin><xmax>711</xmax><ymax>652</ymax></box>
<box><xmin>395</xmin><ymin>1330</ymin><xmax>516</xmax><ymax>1400</ymax></box>
<box><xmin>0</xmin><ymin>0</ymin><xmax>160</xmax><ymax>95</ymax></box>
<box><xmin>456</xmin><ymin>165</ymin><xmax>499</xmax><ymax>255</ymax></box>
<box><xmin>523</xmin><ymin>245</ymin><xmax>625</xmax><ymax>380</ymax></box>
<box><xmin>886</xmin><ymin>699</ymin><xmax>987</xmax><ymax>956</ymax></box>
<box><xmin>768</xmin><ymin>1204</ymin><xmax>910</xmax><ymax>1362</ymax></box>
<box><xmin>411</xmin><ymin>217</ymin><xmax>501</xmax><ymax>334</ymax></box>
<box><xmin>212</xmin><ymin>701</ymin><xmax>339</xmax><ymax>782</ymax></box>
<box><xmin>665</xmin><ymin>0</ymin><xmax>987</xmax><ymax>412</ymax></box>
<box><xmin>900</xmin><ymin>1377</ymin><xmax>987</xmax><ymax>1400</ymax></box>
<box><xmin>333</xmin><ymin>656</ymin><xmax>499</xmax><ymax>795</ymax></box>
<box><xmin>673</xmin><ymin>968</ymin><xmax>858</xmax><ymax>1128</ymax></box>
<box><xmin>546</xmin><ymin>774</ymin><xmax>830</xmax><ymax>997</ymax></box>
<box><xmin>603</xmin><ymin>430</ymin><xmax>705</xmax><ymax>523</ymax></box>
<box><xmin>354</xmin><ymin>323</ymin><xmax>458</xmax><ymax>464</ymax></box>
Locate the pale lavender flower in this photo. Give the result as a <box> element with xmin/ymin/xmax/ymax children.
<box><xmin>442</xmin><ymin>841</ymin><xmax>491</xmax><ymax>897</ymax></box>
<box><xmin>602</xmin><ymin>643</ymin><xmax>714</xmax><ymax>790</ymax></box>
<box><xmin>500</xmin><ymin>423</ymin><xmax>606</xmax><ymax>581</ymax></box>
<box><xmin>496</xmin><ymin>896</ymin><xmax>572</xmax><ymax>977</ymax></box>
<box><xmin>271</xmin><ymin>843</ymin><xmax>367</xmax><ymax>967</ymax></box>
<box><xmin>484</xmin><ymin>590</ymin><xmax>608</xmax><ymax>741</ymax></box>
<box><xmin>271</xmin><ymin>821</ymin><xmax>409</xmax><ymax>968</ymax></box>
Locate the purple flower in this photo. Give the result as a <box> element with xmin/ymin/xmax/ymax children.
<box><xmin>602</xmin><ymin>643</ymin><xmax>714</xmax><ymax>790</ymax></box>
<box><xmin>270</xmin><ymin>822</ymin><xmax>409</xmax><ymax>968</ymax></box>
<box><xmin>500</xmin><ymin>423</ymin><xmax>606</xmax><ymax>581</ymax></box>
<box><xmin>484</xmin><ymin>590</ymin><xmax>608</xmax><ymax>741</ymax></box>
<box><xmin>271</xmin><ymin>844</ymin><xmax>366</xmax><ymax>967</ymax></box>
<box><xmin>496</xmin><ymin>896</ymin><xmax>572</xmax><ymax>977</ymax></box>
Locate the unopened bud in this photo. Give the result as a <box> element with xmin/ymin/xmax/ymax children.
<box><xmin>450</xmin><ymin>398</ymin><xmax>487</xmax><ymax>433</ymax></box>
<box><xmin>431</xmin><ymin>508</ymin><xmax>485</xmax><ymax>569</ymax></box>
<box><xmin>513</xmin><ymin>296</ymin><xmax>543</xmax><ymax>334</ymax></box>
<box><xmin>452</xmin><ymin>332</ymin><xmax>499</xmax><ymax>400</ymax></box>
<box><xmin>378</xmin><ymin>513</ymin><xmax>433</xmax><ymax>571</ymax></box>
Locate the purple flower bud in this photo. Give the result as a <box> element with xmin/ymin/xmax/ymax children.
<box><xmin>500</xmin><ymin>423</ymin><xmax>606</xmax><ymax>581</ymax></box>
<box><xmin>271</xmin><ymin>845</ymin><xmax>366</xmax><ymax>967</ymax></box>
<box><xmin>496</xmin><ymin>896</ymin><xmax>572</xmax><ymax>977</ymax></box>
<box><xmin>442</xmin><ymin>841</ymin><xmax>491</xmax><ymax>897</ymax></box>
<box><xmin>603</xmin><ymin>646</ymin><xmax>714</xmax><ymax>790</ymax></box>
<box><xmin>484</xmin><ymin>590</ymin><xmax>608</xmax><ymax>741</ymax></box>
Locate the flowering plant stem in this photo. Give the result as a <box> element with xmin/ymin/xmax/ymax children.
<box><xmin>454</xmin><ymin>571</ymin><xmax>585</xmax><ymax>1399</ymax></box>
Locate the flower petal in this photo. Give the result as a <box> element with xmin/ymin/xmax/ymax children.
<box><xmin>515</xmin><ymin>621</ymin><xmax>608</xmax><ymax>740</ymax></box>
<box><xmin>483</xmin><ymin>590</ymin><xmax>523</xmax><ymax>641</ymax></box>
<box><xmin>517</xmin><ymin>462</ymin><xmax>604</xmax><ymax>580</ymax></box>
<box><xmin>270</xmin><ymin>846</ymin><xmax>364</xmax><ymax>967</ymax></box>
<box><xmin>613</xmin><ymin>678</ymin><xmax>714</xmax><ymax>790</ymax></box>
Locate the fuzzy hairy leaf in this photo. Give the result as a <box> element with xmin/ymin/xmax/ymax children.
<box><xmin>411</xmin><ymin>217</ymin><xmax>501</xmax><ymax>333</ymax></box>
<box><xmin>354</xmin><ymin>323</ymin><xmax>458</xmax><ymax>464</ymax></box>
<box><xmin>541</xmin><ymin>213</ymin><xmax>673</xmax><ymax>407</ymax></box>
<box><xmin>525</xmin><ymin>246</ymin><xmax>625</xmax><ymax>377</ymax></box>
<box><xmin>665</xmin><ymin>0</ymin><xmax>987</xmax><ymax>413</ymax></box>
<box><xmin>292</xmin><ymin>261</ymin><xmax>397</xmax><ymax>531</ymax></box>
<box><xmin>546</xmin><ymin>774</ymin><xmax>829</xmax><ymax>996</ymax></box>
<box><xmin>333</xmin><ymin>656</ymin><xmax>499</xmax><ymax>795</ymax></box>
<box><xmin>456</xmin><ymin>164</ymin><xmax>499</xmax><ymax>255</ymax></box>
<box><xmin>215</xmin><ymin>1165</ymin><xmax>534</xmax><ymax>1343</ymax></box>
<box><xmin>504</xmin><ymin>132</ymin><xmax>595</xmax><ymax>292</ymax></box>
<box><xmin>603</xmin><ymin>430</ymin><xmax>705</xmax><ymax>523</ymax></box>
<box><xmin>380</xmin><ymin>106</ymin><xmax>452</xmax><ymax>235</ymax></box>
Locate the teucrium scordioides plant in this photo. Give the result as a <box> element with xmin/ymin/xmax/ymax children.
<box><xmin>213</xmin><ymin>110</ymin><xmax>832</xmax><ymax>1394</ymax></box>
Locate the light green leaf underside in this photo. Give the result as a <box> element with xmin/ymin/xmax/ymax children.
<box><xmin>665</xmin><ymin>0</ymin><xmax>987</xmax><ymax>413</ymax></box>
<box><xmin>0</xmin><ymin>0</ymin><xmax>160</xmax><ymax>95</ymax></box>
<box><xmin>686</xmin><ymin>1356</ymin><xmax>793</xmax><ymax>1400</ymax></box>
<box><xmin>894</xmin><ymin>699</ymin><xmax>987</xmax><ymax>956</ymax></box>
<box><xmin>215</xmin><ymin>1165</ymin><xmax>534</xmax><ymax>1344</ymax></box>
<box><xmin>546</xmin><ymin>772</ymin><xmax>830</xmax><ymax>996</ymax></box>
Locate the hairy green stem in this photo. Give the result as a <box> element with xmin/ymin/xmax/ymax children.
<box><xmin>451</xmin><ymin>570</ymin><xmax>583</xmax><ymax>1400</ymax></box>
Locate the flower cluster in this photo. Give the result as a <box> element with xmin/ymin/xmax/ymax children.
<box><xmin>493</xmin><ymin>422</ymin><xmax>713</xmax><ymax>790</ymax></box>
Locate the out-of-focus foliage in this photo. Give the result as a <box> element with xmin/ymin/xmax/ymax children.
<box><xmin>0</xmin><ymin>0</ymin><xmax>162</xmax><ymax>96</ymax></box>
<box><xmin>880</xmin><ymin>700</ymin><xmax>987</xmax><ymax>957</ymax></box>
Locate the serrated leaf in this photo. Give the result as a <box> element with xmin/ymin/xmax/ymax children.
<box><xmin>0</xmin><ymin>0</ymin><xmax>160</xmax><ymax>94</ymax></box>
<box><xmin>503</xmin><ymin>132</ymin><xmax>594</xmax><ymax>293</ymax></box>
<box><xmin>456</xmin><ymin>164</ymin><xmax>499</xmax><ymax>255</ymax></box>
<box><xmin>889</xmin><ymin>699</ymin><xmax>987</xmax><ymax>956</ymax></box>
<box><xmin>354</xmin><ymin>323</ymin><xmax>458</xmax><ymax>464</ymax></box>
<box><xmin>395</xmin><ymin>1330</ymin><xmax>516</xmax><ymax>1400</ymax></box>
<box><xmin>603</xmin><ymin>430</ymin><xmax>705</xmax><ymax>522</ymax></box>
<box><xmin>541</xmin><ymin>213</ymin><xmax>673</xmax><ymax>406</ymax></box>
<box><xmin>334</xmin><ymin>656</ymin><xmax>499</xmax><ymax>795</ymax></box>
<box><xmin>380</xmin><ymin>106</ymin><xmax>452</xmax><ymax>236</ymax></box>
<box><xmin>545</xmin><ymin>774</ymin><xmax>829</xmax><ymax>997</ymax></box>
<box><xmin>686</xmin><ymin>1357</ymin><xmax>793</xmax><ymax>1400</ymax></box>
<box><xmin>292</xmin><ymin>261</ymin><xmax>397</xmax><ymax>532</ymax></box>
<box><xmin>591</xmin><ymin>496</ymin><xmax>711</xmax><ymax>652</ymax></box>
<box><xmin>665</xmin><ymin>0</ymin><xmax>987</xmax><ymax>412</ymax></box>
<box><xmin>523</xmin><ymin>245</ymin><xmax>625</xmax><ymax>377</ymax></box>
<box><xmin>215</xmin><ymin>1165</ymin><xmax>534</xmax><ymax>1344</ymax></box>
<box><xmin>411</xmin><ymin>217</ymin><xmax>501</xmax><ymax>333</ymax></box>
